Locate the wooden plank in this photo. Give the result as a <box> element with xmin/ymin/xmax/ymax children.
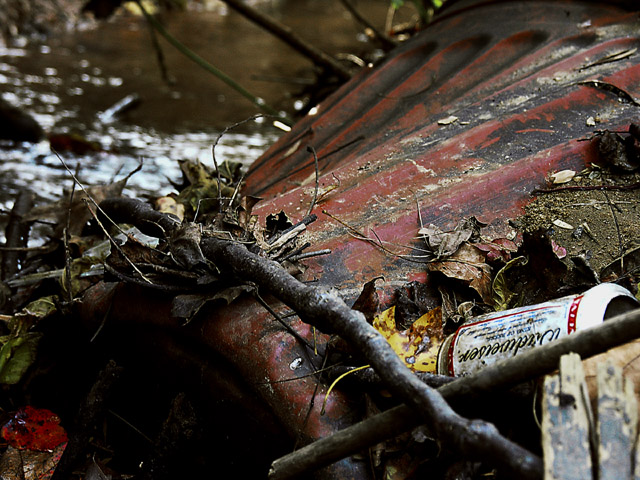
<box><xmin>542</xmin><ymin>353</ymin><xmax>594</xmax><ymax>480</ymax></box>
<box><xmin>597</xmin><ymin>361</ymin><xmax>637</xmax><ymax>480</ymax></box>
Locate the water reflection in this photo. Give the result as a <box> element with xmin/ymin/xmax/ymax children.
<box><xmin>0</xmin><ymin>0</ymin><xmax>392</xmax><ymax>241</ymax></box>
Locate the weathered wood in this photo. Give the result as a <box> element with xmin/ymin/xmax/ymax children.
<box><xmin>542</xmin><ymin>353</ymin><xmax>594</xmax><ymax>480</ymax></box>
<box><xmin>597</xmin><ymin>361</ymin><xmax>637</xmax><ymax>480</ymax></box>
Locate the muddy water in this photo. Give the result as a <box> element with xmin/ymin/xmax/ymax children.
<box><xmin>0</xmin><ymin>0</ymin><xmax>394</xmax><ymax>240</ymax></box>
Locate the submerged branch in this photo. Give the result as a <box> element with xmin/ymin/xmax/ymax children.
<box><xmin>220</xmin><ymin>0</ymin><xmax>353</xmax><ymax>82</ymax></box>
<box><xmin>135</xmin><ymin>0</ymin><xmax>292</xmax><ymax>125</ymax></box>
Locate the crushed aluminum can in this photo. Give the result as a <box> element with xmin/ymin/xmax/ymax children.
<box><xmin>436</xmin><ymin>283</ymin><xmax>638</xmax><ymax>376</ymax></box>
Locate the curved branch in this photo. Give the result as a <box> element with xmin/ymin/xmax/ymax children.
<box><xmin>271</xmin><ymin>306</ymin><xmax>640</xmax><ymax>478</ymax></box>
<box><xmin>99</xmin><ymin>197</ymin><xmax>542</xmax><ymax>480</ymax></box>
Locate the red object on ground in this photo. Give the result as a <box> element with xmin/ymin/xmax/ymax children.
<box><xmin>244</xmin><ymin>0</ymin><xmax>640</xmax><ymax>295</ymax></box>
<box><xmin>80</xmin><ymin>1</ymin><xmax>640</xmax><ymax>478</ymax></box>
<box><xmin>1</xmin><ymin>406</ymin><xmax>68</xmax><ymax>452</ymax></box>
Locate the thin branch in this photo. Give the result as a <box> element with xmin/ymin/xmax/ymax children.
<box><xmin>144</xmin><ymin>11</ymin><xmax>171</xmax><ymax>84</ymax></box>
<box><xmin>339</xmin><ymin>0</ymin><xmax>398</xmax><ymax>50</ymax></box>
<box><xmin>220</xmin><ymin>0</ymin><xmax>352</xmax><ymax>81</ymax></box>
<box><xmin>63</xmin><ymin>163</ymin><xmax>80</xmax><ymax>303</ymax></box>
<box><xmin>52</xmin><ymin>151</ymin><xmax>152</xmax><ymax>284</ymax></box>
<box><xmin>211</xmin><ymin>114</ymin><xmax>267</xmax><ymax>213</ymax></box>
<box><xmin>135</xmin><ymin>0</ymin><xmax>292</xmax><ymax>125</ymax></box>
<box><xmin>253</xmin><ymin>289</ymin><xmax>315</xmax><ymax>353</ymax></box>
<box><xmin>306</xmin><ymin>146</ymin><xmax>320</xmax><ymax>217</ymax></box>
<box><xmin>98</xmin><ymin>197</ymin><xmax>543</xmax><ymax>480</ymax></box>
<box><xmin>601</xmin><ymin>190</ymin><xmax>624</xmax><ymax>260</ymax></box>
<box><xmin>532</xmin><ymin>181</ymin><xmax>640</xmax><ymax>194</ymax></box>
<box><xmin>271</xmin><ymin>306</ymin><xmax>640</xmax><ymax>478</ymax></box>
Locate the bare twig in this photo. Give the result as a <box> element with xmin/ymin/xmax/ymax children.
<box><xmin>144</xmin><ymin>12</ymin><xmax>171</xmax><ymax>84</ymax></box>
<box><xmin>53</xmin><ymin>151</ymin><xmax>152</xmax><ymax>284</ymax></box>
<box><xmin>601</xmin><ymin>190</ymin><xmax>624</xmax><ymax>260</ymax></box>
<box><xmin>253</xmin><ymin>289</ymin><xmax>316</xmax><ymax>352</ymax></box>
<box><xmin>1</xmin><ymin>190</ymin><xmax>33</xmax><ymax>281</ymax></box>
<box><xmin>339</xmin><ymin>0</ymin><xmax>398</xmax><ymax>50</ymax></box>
<box><xmin>306</xmin><ymin>146</ymin><xmax>320</xmax><ymax>217</ymax></box>
<box><xmin>211</xmin><ymin>114</ymin><xmax>267</xmax><ymax>213</ymax></box>
<box><xmin>98</xmin><ymin>197</ymin><xmax>543</xmax><ymax>479</ymax></box>
<box><xmin>63</xmin><ymin>164</ymin><xmax>80</xmax><ymax>303</ymax></box>
<box><xmin>287</xmin><ymin>249</ymin><xmax>331</xmax><ymax>262</ymax></box>
<box><xmin>220</xmin><ymin>0</ymin><xmax>352</xmax><ymax>81</ymax></box>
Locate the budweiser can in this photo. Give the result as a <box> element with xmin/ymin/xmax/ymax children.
<box><xmin>436</xmin><ymin>283</ymin><xmax>638</xmax><ymax>376</ymax></box>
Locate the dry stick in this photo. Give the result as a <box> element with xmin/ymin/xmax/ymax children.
<box><xmin>211</xmin><ymin>114</ymin><xmax>267</xmax><ymax>213</ymax></box>
<box><xmin>53</xmin><ymin>151</ymin><xmax>153</xmax><ymax>284</ymax></box>
<box><xmin>200</xmin><ymin>241</ymin><xmax>541</xmax><ymax>480</ymax></box>
<box><xmin>339</xmin><ymin>0</ymin><xmax>398</xmax><ymax>50</ymax></box>
<box><xmin>220</xmin><ymin>0</ymin><xmax>352</xmax><ymax>81</ymax></box>
<box><xmin>98</xmin><ymin>197</ymin><xmax>541</xmax><ymax>479</ymax></box>
<box><xmin>306</xmin><ymin>146</ymin><xmax>320</xmax><ymax>217</ymax></box>
<box><xmin>601</xmin><ymin>190</ymin><xmax>624</xmax><ymax>260</ymax></box>
<box><xmin>532</xmin><ymin>181</ymin><xmax>640</xmax><ymax>194</ymax></box>
<box><xmin>1</xmin><ymin>189</ymin><xmax>33</xmax><ymax>281</ymax></box>
<box><xmin>63</xmin><ymin>164</ymin><xmax>80</xmax><ymax>303</ymax></box>
<box><xmin>144</xmin><ymin>12</ymin><xmax>171</xmax><ymax>85</ymax></box>
<box><xmin>270</xmin><ymin>307</ymin><xmax>640</xmax><ymax>479</ymax></box>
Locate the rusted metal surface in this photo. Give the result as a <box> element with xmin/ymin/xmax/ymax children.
<box><xmin>79</xmin><ymin>281</ymin><xmax>368</xmax><ymax>479</ymax></box>
<box><xmin>244</xmin><ymin>0</ymin><xmax>640</xmax><ymax>295</ymax></box>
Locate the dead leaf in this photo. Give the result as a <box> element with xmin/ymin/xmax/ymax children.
<box><xmin>597</xmin><ymin>131</ymin><xmax>638</xmax><ymax>172</ymax></box>
<box><xmin>419</xmin><ymin>218</ymin><xmax>485</xmax><ymax>258</ymax></box>
<box><xmin>428</xmin><ymin>243</ymin><xmax>493</xmax><ymax>303</ymax></box>
<box><xmin>155</xmin><ymin>196</ymin><xmax>185</xmax><ymax>221</ymax></box>
<box><xmin>492</xmin><ymin>256</ymin><xmax>528</xmax><ymax>311</ymax></box>
<box><xmin>169</xmin><ymin>222</ymin><xmax>207</xmax><ymax>270</ymax></box>
<box><xmin>600</xmin><ymin>246</ymin><xmax>640</xmax><ymax>283</ymax></box>
<box><xmin>172</xmin><ymin>285</ymin><xmax>252</xmax><ymax>324</ymax></box>
<box><xmin>0</xmin><ymin>443</ymin><xmax>66</xmax><ymax>480</ymax></box>
<box><xmin>351</xmin><ymin>277</ymin><xmax>382</xmax><ymax>323</ymax></box>
<box><xmin>473</xmin><ymin>237</ymin><xmax>519</xmax><ymax>262</ymax></box>
<box><xmin>394</xmin><ymin>281</ymin><xmax>439</xmax><ymax>330</ymax></box>
<box><xmin>372</xmin><ymin>306</ymin><xmax>444</xmax><ymax>372</ymax></box>
<box><xmin>176</xmin><ymin>160</ymin><xmax>236</xmax><ymax>215</ymax></box>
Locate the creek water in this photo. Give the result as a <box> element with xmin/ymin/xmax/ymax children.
<box><xmin>0</xmin><ymin>0</ymin><xmax>396</xmax><ymax>241</ymax></box>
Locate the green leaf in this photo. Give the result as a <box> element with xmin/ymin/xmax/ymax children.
<box><xmin>492</xmin><ymin>256</ymin><xmax>528</xmax><ymax>311</ymax></box>
<box><xmin>0</xmin><ymin>333</ymin><xmax>42</xmax><ymax>384</ymax></box>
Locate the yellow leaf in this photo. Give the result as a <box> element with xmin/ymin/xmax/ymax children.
<box><xmin>373</xmin><ymin>306</ymin><xmax>444</xmax><ymax>372</ymax></box>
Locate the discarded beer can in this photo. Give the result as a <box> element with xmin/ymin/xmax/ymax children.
<box><xmin>436</xmin><ymin>283</ymin><xmax>638</xmax><ymax>376</ymax></box>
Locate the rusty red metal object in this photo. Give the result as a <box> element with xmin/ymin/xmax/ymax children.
<box><xmin>245</xmin><ymin>0</ymin><xmax>640</xmax><ymax>294</ymax></box>
<box><xmin>79</xmin><ymin>1</ymin><xmax>640</xmax><ymax>478</ymax></box>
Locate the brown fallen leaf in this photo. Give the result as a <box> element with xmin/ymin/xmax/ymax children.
<box><xmin>428</xmin><ymin>243</ymin><xmax>493</xmax><ymax>303</ymax></box>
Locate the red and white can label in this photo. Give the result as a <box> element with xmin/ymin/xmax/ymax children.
<box><xmin>443</xmin><ymin>283</ymin><xmax>635</xmax><ymax>376</ymax></box>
